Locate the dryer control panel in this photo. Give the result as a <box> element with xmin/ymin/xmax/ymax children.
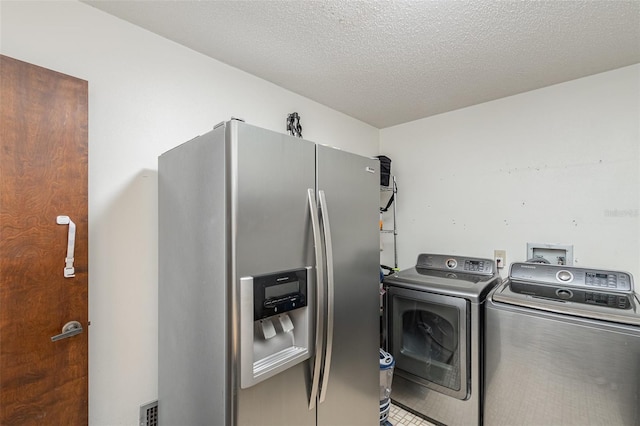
<box><xmin>416</xmin><ymin>253</ymin><xmax>494</xmax><ymax>275</ymax></box>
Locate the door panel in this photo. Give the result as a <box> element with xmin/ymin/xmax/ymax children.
<box><xmin>485</xmin><ymin>304</ymin><xmax>640</xmax><ymax>426</ymax></box>
<box><xmin>234</xmin><ymin>122</ymin><xmax>317</xmax><ymax>425</ymax></box>
<box><xmin>0</xmin><ymin>55</ymin><xmax>88</xmax><ymax>425</ymax></box>
<box><xmin>316</xmin><ymin>146</ymin><xmax>379</xmax><ymax>425</ymax></box>
<box><xmin>233</xmin><ymin>121</ymin><xmax>316</xmax><ymax>278</ymax></box>
<box><xmin>387</xmin><ymin>287</ymin><xmax>469</xmax><ymax>400</ymax></box>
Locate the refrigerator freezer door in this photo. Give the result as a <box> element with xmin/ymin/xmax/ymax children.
<box><xmin>233</xmin><ymin>122</ymin><xmax>317</xmax><ymax>426</ymax></box>
<box><xmin>316</xmin><ymin>145</ymin><xmax>380</xmax><ymax>425</ymax></box>
<box><xmin>159</xmin><ymin>127</ymin><xmax>231</xmax><ymax>426</ymax></box>
<box><xmin>232</xmin><ymin>122</ymin><xmax>316</xmax><ymax>278</ymax></box>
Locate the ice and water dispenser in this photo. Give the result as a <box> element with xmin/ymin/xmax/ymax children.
<box><xmin>239</xmin><ymin>267</ymin><xmax>312</xmax><ymax>388</ymax></box>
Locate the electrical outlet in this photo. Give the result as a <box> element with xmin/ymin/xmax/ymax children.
<box><xmin>494</xmin><ymin>250</ymin><xmax>506</xmax><ymax>269</ymax></box>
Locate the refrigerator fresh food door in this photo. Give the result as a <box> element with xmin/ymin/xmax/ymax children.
<box><xmin>233</xmin><ymin>122</ymin><xmax>317</xmax><ymax>426</ymax></box>
<box><xmin>316</xmin><ymin>144</ymin><xmax>380</xmax><ymax>425</ymax></box>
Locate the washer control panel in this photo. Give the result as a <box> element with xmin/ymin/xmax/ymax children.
<box><xmin>509</xmin><ymin>263</ymin><xmax>635</xmax><ymax>309</ymax></box>
<box><xmin>510</xmin><ymin>263</ymin><xmax>633</xmax><ymax>292</ymax></box>
<box><xmin>510</xmin><ymin>280</ymin><xmax>633</xmax><ymax>309</ymax></box>
<box><xmin>416</xmin><ymin>253</ymin><xmax>494</xmax><ymax>275</ymax></box>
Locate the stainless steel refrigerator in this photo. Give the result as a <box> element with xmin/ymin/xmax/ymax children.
<box><xmin>158</xmin><ymin>119</ymin><xmax>380</xmax><ymax>425</ymax></box>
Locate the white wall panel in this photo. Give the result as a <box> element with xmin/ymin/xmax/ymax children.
<box><xmin>381</xmin><ymin>65</ymin><xmax>639</xmax><ymax>281</ymax></box>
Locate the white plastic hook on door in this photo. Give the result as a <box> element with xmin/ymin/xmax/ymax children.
<box><xmin>56</xmin><ymin>215</ymin><xmax>76</xmax><ymax>278</ymax></box>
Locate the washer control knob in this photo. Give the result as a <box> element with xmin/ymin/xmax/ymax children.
<box><xmin>446</xmin><ymin>259</ymin><xmax>457</xmax><ymax>269</ymax></box>
<box><xmin>557</xmin><ymin>270</ymin><xmax>573</xmax><ymax>282</ymax></box>
<box><xmin>556</xmin><ymin>289</ymin><xmax>573</xmax><ymax>300</ymax></box>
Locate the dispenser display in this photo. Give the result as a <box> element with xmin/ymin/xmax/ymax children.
<box><xmin>254</xmin><ymin>269</ymin><xmax>308</xmax><ymax>320</ymax></box>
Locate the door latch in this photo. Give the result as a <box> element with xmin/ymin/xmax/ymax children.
<box><xmin>56</xmin><ymin>215</ymin><xmax>76</xmax><ymax>278</ymax></box>
<box><xmin>51</xmin><ymin>320</ymin><xmax>83</xmax><ymax>342</ymax></box>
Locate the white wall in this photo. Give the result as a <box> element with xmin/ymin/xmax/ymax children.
<box><xmin>380</xmin><ymin>65</ymin><xmax>640</xmax><ymax>281</ymax></box>
<box><xmin>1</xmin><ymin>2</ymin><xmax>379</xmax><ymax>425</ymax></box>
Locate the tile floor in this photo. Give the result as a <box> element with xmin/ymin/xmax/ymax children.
<box><xmin>386</xmin><ymin>403</ymin><xmax>436</xmax><ymax>426</ymax></box>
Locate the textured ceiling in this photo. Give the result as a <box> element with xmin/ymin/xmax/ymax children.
<box><xmin>83</xmin><ymin>0</ymin><xmax>640</xmax><ymax>128</ymax></box>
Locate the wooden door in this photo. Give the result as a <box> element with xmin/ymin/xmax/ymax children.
<box><xmin>0</xmin><ymin>55</ymin><xmax>88</xmax><ymax>425</ymax></box>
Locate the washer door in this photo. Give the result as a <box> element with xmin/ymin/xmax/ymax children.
<box><xmin>387</xmin><ymin>286</ymin><xmax>469</xmax><ymax>400</ymax></box>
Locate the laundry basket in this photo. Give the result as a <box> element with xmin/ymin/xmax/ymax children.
<box><xmin>380</xmin><ymin>348</ymin><xmax>395</xmax><ymax>425</ymax></box>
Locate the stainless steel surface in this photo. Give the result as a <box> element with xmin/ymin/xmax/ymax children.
<box><xmin>485</xmin><ymin>282</ymin><xmax>640</xmax><ymax>426</ymax></box>
<box><xmin>383</xmin><ymin>254</ymin><xmax>501</xmax><ymax>426</ymax></box>
<box><xmin>159</xmin><ymin>121</ymin><xmax>379</xmax><ymax>426</ymax></box>
<box><xmin>229</xmin><ymin>122</ymin><xmax>239</xmax><ymax>426</ymax></box>
<box><xmin>232</xmin><ymin>121</ymin><xmax>317</xmax><ymax>426</ymax></box>
<box><xmin>159</xmin><ymin>126</ymin><xmax>230</xmax><ymax>425</ymax></box>
<box><xmin>317</xmin><ymin>190</ymin><xmax>334</xmax><ymax>404</ymax></box>
<box><xmin>315</xmin><ymin>144</ymin><xmax>380</xmax><ymax>426</ymax></box>
<box><xmin>238</xmin><ymin>276</ymin><xmax>254</xmax><ymax>388</ymax></box>
<box><xmin>306</xmin><ymin>188</ymin><xmax>323</xmax><ymax>410</ymax></box>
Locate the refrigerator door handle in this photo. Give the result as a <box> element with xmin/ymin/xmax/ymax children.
<box><xmin>318</xmin><ymin>190</ymin><xmax>334</xmax><ymax>403</ymax></box>
<box><xmin>307</xmin><ymin>188</ymin><xmax>324</xmax><ymax>410</ymax></box>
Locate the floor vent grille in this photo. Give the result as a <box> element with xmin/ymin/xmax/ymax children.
<box><xmin>140</xmin><ymin>400</ymin><xmax>158</xmax><ymax>426</ymax></box>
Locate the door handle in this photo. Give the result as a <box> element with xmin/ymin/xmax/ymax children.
<box><xmin>318</xmin><ymin>190</ymin><xmax>334</xmax><ymax>403</ymax></box>
<box><xmin>307</xmin><ymin>189</ymin><xmax>324</xmax><ymax>410</ymax></box>
<box><xmin>51</xmin><ymin>320</ymin><xmax>83</xmax><ymax>342</ymax></box>
<box><xmin>56</xmin><ymin>215</ymin><xmax>76</xmax><ymax>278</ymax></box>
<box><xmin>307</xmin><ymin>188</ymin><xmax>325</xmax><ymax>410</ymax></box>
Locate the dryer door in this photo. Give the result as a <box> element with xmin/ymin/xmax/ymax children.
<box><xmin>387</xmin><ymin>286</ymin><xmax>469</xmax><ymax>400</ymax></box>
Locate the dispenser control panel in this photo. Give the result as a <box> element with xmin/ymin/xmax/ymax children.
<box><xmin>253</xmin><ymin>268</ymin><xmax>307</xmax><ymax>320</ymax></box>
<box><xmin>240</xmin><ymin>267</ymin><xmax>311</xmax><ymax>389</ymax></box>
